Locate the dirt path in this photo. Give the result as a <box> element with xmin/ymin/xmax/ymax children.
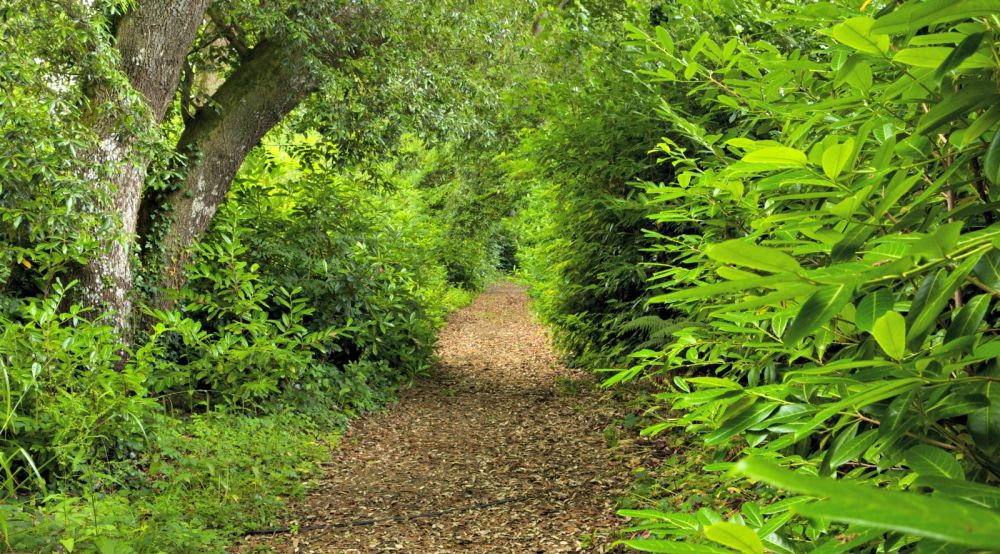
<box><xmin>259</xmin><ymin>282</ymin><xmax>626</xmax><ymax>553</ymax></box>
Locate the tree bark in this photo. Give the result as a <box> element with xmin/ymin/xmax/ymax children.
<box><xmin>142</xmin><ymin>39</ymin><xmax>321</xmax><ymax>293</ymax></box>
<box><xmin>136</xmin><ymin>3</ymin><xmax>386</xmax><ymax>297</ymax></box>
<box><xmin>78</xmin><ymin>0</ymin><xmax>208</xmax><ymax>335</ymax></box>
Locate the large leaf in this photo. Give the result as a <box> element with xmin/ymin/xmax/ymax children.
<box><xmin>831</xmin><ymin>17</ymin><xmax>890</xmax><ymax>55</ymax></box>
<box><xmin>910</xmin><ymin>221</ymin><xmax>964</xmax><ymax>260</ymax></box>
<box><xmin>649</xmin><ymin>273</ymin><xmax>803</xmax><ymax>303</ymax></box>
<box><xmin>907</xmin><ymin>254</ymin><xmax>980</xmax><ymax>349</ymax></box>
<box><xmin>872</xmin><ymin>311</ymin><xmax>906</xmax><ymax>360</ymax></box>
<box><xmin>894</xmin><ymin>47</ymin><xmax>992</xmax><ymax>69</ymax></box>
<box><xmin>736</xmin><ymin>457</ymin><xmax>1000</xmax><ymax>548</ymax></box>
<box><xmin>905</xmin><ymin>444</ymin><xmax>964</xmax><ymax>479</ymax></box>
<box><xmin>855</xmin><ymin>289</ymin><xmax>894</xmax><ymax>333</ymax></box>
<box><xmin>784</xmin><ymin>283</ymin><xmax>855</xmax><ymax>345</ymax></box>
<box><xmin>972</xmin><ymin>248</ymin><xmax>1000</xmax><ymax>291</ymax></box>
<box><xmin>968</xmin><ymin>366</ymin><xmax>1000</xmax><ymax>451</ymax></box>
<box><xmin>985</xmin><ymin>130</ymin><xmax>1000</xmax><ymax>185</ymax></box>
<box><xmin>619</xmin><ymin>510</ymin><xmax>700</xmax><ymax>530</ymax></box>
<box><xmin>916</xmin><ymin>476</ymin><xmax>1000</xmax><ymax>509</ymax></box>
<box><xmin>618</xmin><ymin>539</ymin><xmax>731</xmax><ymax>553</ymax></box>
<box><xmin>794</xmin><ymin>378</ymin><xmax>922</xmax><ymax>440</ymax></box>
<box><xmin>703</xmin><ymin>401</ymin><xmax>778</xmax><ymax>446</ymax></box>
<box><xmin>935</xmin><ymin>32</ymin><xmax>987</xmax><ymax>78</ymax></box>
<box><xmin>944</xmin><ymin>294</ymin><xmax>991</xmax><ymax>343</ymax></box>
<box><xmin>742</xmin><ymin>146</ymin><xmax>808</xmax><ymax>167</ymax></box>
<box><xmin>705</xmin><ymin>240</ymin><xmax>802</xmax><ymax>274</ymax></box>
<box><xmin>871</xmin><ymin>0</ymin><xmax>1000</xmax><ymax>35</ymax></box>
<box><xmin>916</xmin><ymin>82</ymin><xmax>999</xmax><ymax>134</ymax></box>
<box><xmin>959</xmin><ymin>105</ymin><xmax>1000</xmax><ymax>146</ymax></box>
<box><xmin>703</xmin><ymin>522</ymin><xmax>764</xmax><ymax>554</ymax></box>
<box><xmin>821</xmin><ymin>139</ymin><xmax>855</xmax><ymax>180</ymax></box>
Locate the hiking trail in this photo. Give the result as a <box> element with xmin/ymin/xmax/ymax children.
<box><xmin>253</xmin><ymin>282</ymin><xmax>627</xmax><ymax>552</ymax></box>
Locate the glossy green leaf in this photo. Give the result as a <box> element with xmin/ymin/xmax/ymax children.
<box><xmin>855</xmin><ymin>289</ymin><xmax>894</xmax><ymax>333</ymax></box>
<box><xmin>649</xmin><ymin>273</ymin><xmax>802</xmax><ymax>303</ymax></box>
<box><xmin>835</xmin><ymin>57</ymin><xmax>873</xmax><ymax>93</ymax></box>
<box><xmin>915</xmin><ymin>81</ymin><xmax>998</xmax><ymax>135</ymax></box>
<box><xmin>972</xmin><ymin>248</ymin><xmax>1000</xmax><ymax>291</ymax></box>
<box><xmin>736</xmin><ymin>456</ymin><xmax>1000</xmax><ymax>548</ymax></box>
<box><xmin>704</xmin><ymin>401</ymin><xmax>778</xmax><ymax>445</ymax></box>
<box><xmin>618</xmin><ymin>540</ymin><xmax>730</xmax><ymax>553</ymax></box>
<box><xmin>831</xmin><ymin>17</ymin><xmax>890</xmax><ymax>55</ymax></box>
<box><xmin>907</xmin><ymin>255</ymin><xmax>980</xmax><ymax>349</ymax></box>
<box><xmin>910</xmin><ymin>221</ymin><xmax>964</xmax><ymax>259</ymax></box>
<box><xmin>968</xmin><ymin>367</ymin><xmax>1000</xmax><ymax>450</ymax></box>
<box><xmin>944</xmin><ymin>294</ymin><xmax>991</xmax><ymax>343</ymax></box>
<box><xmin>872</xmin><ymin>311</ymin><xmax>906</xmax><ymax>360</ymax></box>
<box><xmin>618</xmin><ymin>510</ymin><xmax>700</xmax><ymax>530</ymax></box>
<box><xmin>871</xmin><ymin>0</ymin><xmax>1000</xmax><ymax>35</ymax></box>
<box><xmin>784</xmin><ymin>283</ymin><xmax>855</xmax><ymax>345</ymax></box>
<box><xmin>795</xmin><ymin>378</ymin><xmax>921</xmax><ymax>440</ymax></box>
<box><xmin>959</xmin><ymin>105</ymin><xmax>1000</xmax><ymax>146</ymax></box>
<box><xmin>985</xmin><ymin>130</ymin><xmax>1000</xmax><ymax>185</ymax></box>
<box><xmin>826</xmin><ymin>428</ymin><xmax>878</xmax><ymax>471</ymax></box>
<box><xmin>703</xmin><ymin>522</ymin><xmax>764</xmax><ymax>554</ymax></box>
<box><xmin>905</xmin><ymin>444</ymin><xmax>964</xmax><ymax>479</ymax></box>
<box><xmin>916</xmin><ymin>476</ymin><xmax>1000</xmax><ymax>509</ymax></box>
<box><xmin>742</xmin><ymin>146</ymin><xmax>808</xmax><ymax>167</ymax></box>
<box><xmin>894</xmin><ymin>47</ymin><xmax>992</xmax><ymax>69</ymax></box>
<box><xmin>935</xmin><ymin>32</ymin><xmax>987</xmax><ymax>78</ymax></box>
<box><xmin>705</xmin><ymin>240</ymin><xmax>802</xmax><ymax>274</ymax></box>
<box><xmin>821</xmin><ymin>139</ymin><xmax>855</xmax><ymax>180</ymax></box>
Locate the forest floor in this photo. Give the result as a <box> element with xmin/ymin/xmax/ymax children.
<box><xmin>247</xmin><ymin>282</ymin><xmax>629</xmax><ymax>553</ymax></box>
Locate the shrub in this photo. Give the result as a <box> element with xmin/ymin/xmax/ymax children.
<box><xmin>509</xmin><ymin>9</ymin><xmax>681</xmax><ymax>367</ymax></box>
<box><xmin>1</xmin><ymin>283</ymin><xmax>157</xmax><ymax>494</ymax></box>
<box><xmin>610</xmin><ymin>1</ymin><xmax>1000</xmax><ymax>551</ymax></box>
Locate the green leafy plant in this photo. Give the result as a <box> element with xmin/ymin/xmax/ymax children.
<box><xmin>604</xmin><ymin>0</ymin><xmax>1000</xmax><ymax>551</ymax></box>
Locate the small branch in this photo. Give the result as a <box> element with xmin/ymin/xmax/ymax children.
<box><xmin>179</xmin><ymin>60</ymin><xmax>194</xmax><ymax>123</ymax></box>
<box><xmin>966</xmin><ymin>275</ymin><xmax>1000</xmax><ymax>297</ymax></box>
<box><xmin>207</xmin><ymin>5</ymin><xmax>250</xmax><ymax>59</ymax></box>
<box><xmin>970</xmin><ymin>157</ymin><xmax>994</xmax><ymax>224</ymax></box>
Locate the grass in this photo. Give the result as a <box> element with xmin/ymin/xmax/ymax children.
<box><xmin>3</xmin><ymin>410</ymin><xmax>333</xmax><ymax>553</ymax></box>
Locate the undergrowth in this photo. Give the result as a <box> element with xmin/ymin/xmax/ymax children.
<box><xmin>2</xmin><ymin>411</ymin><xmax>328</xmax><ymax>552</ymax></box>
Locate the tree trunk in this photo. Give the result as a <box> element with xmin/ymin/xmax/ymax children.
<box><xmin>78</xmin><ymin>0</ymin><xmax>208</xmax><ymax>335</ymax></box>
<box><xmin>142</xmin><ymin>40</ymin><xmax>321</xmax><ymax>293</ymax></box>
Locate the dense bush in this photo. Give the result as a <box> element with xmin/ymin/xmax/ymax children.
<box><xmin>600</xmin><ymin>1</ymin><xmax>1000</xmax><ymax>552</ymax></box>
<box><xmin>510</xmin><ymin>7</ymin><xmax>682</xmax><ymax>368</ymax></box>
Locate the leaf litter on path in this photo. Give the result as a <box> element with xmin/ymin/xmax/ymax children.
<box><xmin>247</xmin><ymin>282</ymin><xmax>628</xmax><ymax>553</ymax></box>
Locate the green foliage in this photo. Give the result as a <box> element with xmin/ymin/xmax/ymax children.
<box><xmin>3</xmin><ymin>411</ymin><xmax>328</xmax><ymax>552</ymax></box>
<box><xmin>2</xmin><ymin>0</ymin><xmax>523</xmax><ymax>549</ymax></box>
<box><xmin>2</xmin><ymin>119</ymin><xmax>507</xmax><ymax>548</ymax></box>
<box><xmin>600</xmin><ymin>0</ymin><xmax>1000</xmax><ymax>551</ymax></box>
<box><xmin>1</xmin><ymin>283</ymin><xmax>158</xmax><ymax>492</ymax></box>
<box><xmin>510</xmin><ymin>3</ymin><xmax>681</xmax><ymax>367</ymax></box>
<box><xmin>0</xmin><ymin>3</ymin><xmax>119</xmax><ymax>306</ymax></box>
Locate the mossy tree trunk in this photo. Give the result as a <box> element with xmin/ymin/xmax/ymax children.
<box><xmin>78</xmin><ymin>0</ymin><xmax>208</xmax><ymax>336</ymax></box>
<box><xmin>139</xmin><ymin>40</ymin><xmax>321</xmax><ymax>294</ymax></box>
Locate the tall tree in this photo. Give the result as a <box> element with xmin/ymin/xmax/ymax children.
<box><xmin>70</xmin><ymin>0</ymin><xmax>384</xmax><ymax>328</ymax></box>
<box><xmin>77</xmin><ymin>0</ymin><xmax>209</xmax><ymax>333</ymax></box>
<box><xmin>140</xmin><ymin>3</ymin><xmax>383</xmax><ymax>293</ymax></box>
